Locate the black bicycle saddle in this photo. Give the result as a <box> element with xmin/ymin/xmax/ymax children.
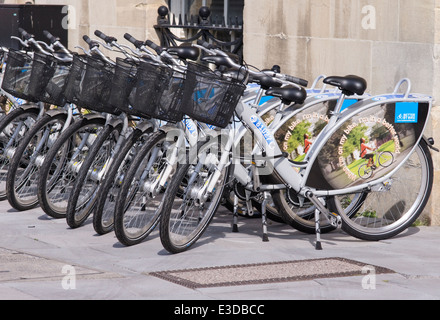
<box><xmin>324</xmin><ymin>75</ymin><xmax>367</xmax><ymax>96</ymax></box>
<box><xmin>266</xmin><ymin>86</ymin><xmax>307</xmax><ymax>105</ymax></box>
<box><xmin>167</xmin><ymin>46</ymin><xmax>200</xmax><ymax>61</ymax></box>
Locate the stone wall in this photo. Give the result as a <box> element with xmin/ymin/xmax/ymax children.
<box><xmin>243</xmin><ymin>0</ymin><xmax>440</xmax><ymax>225</ymax></box>
<box><xmin>243</xmin><ymin>0</ymin><xmax>436</xmax><ymax>97</ymax></box>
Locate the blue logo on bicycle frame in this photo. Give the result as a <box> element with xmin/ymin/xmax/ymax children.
<box><xmin>395</xmin><ymin>102</ymin><xmax>419</xmax><ymax>123</ymax></box>
<box><xmin>250</xmin><ymin>115</ymin><xmax>276</xmax><ymax>149</ymax></box>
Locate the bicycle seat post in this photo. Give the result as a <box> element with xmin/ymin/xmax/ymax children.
<box><xmin>333</xmin><ymin>92</ymin><xmax>347</xmax><ymax>114</ymax></box>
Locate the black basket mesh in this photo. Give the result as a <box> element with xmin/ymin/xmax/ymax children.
<box><xmin>39</xmin><ymin>61</ymin><xmax>71</xmax><ymax>106</ymax></box>
<box><xmin>108</xmin><ymin>58</ymin><xmax>140</xmax><ymax>116</ymax></box>
<box><xmin>182</xmin><ymin>62</ymin><xmax>246</xmax><ymax>128</ymax></box>
<box><xmin>1</xmin><ymin>49</ymin><xmax>34</xmax><ymax>101</ymax></box>
<box><xmin>63</xmin><ymin>54</ymin><xmax>119</xmax><ymax>115</ymax></box>
<box><xmin>128</xmin><ymin>60</ymin><xmax>185</xmax><ymax>122</ymax></box>
<box><xmin>63</xmin><ymin>54</ymin><xmax>87</xmax><ymax>105</ymax></box>
<box><xmin>27</xmin><ymin>52</ymin><xmax>57</xmax><ymax>100</ymax></box>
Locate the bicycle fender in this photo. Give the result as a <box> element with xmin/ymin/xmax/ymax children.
<box><xmin>18</xmin><ymin>103</ymin><xmax>40</xmax><ymax>112</ymax></box>
<box><xmin>135</xmin><ymin>121</ymin><xmax>155</xmax><ymax>134</ymax></box>
<box><xmin>44</xmin><ymin>108</ymin><xmax>68</xmax><ymax>117</ymax></box>
<box><xmin>107</xmin><ymin>116</ymin><xmax>124</xmax><ymax>128</ymax></box>
<box><xmin>81</xmin><ymin>112</ymin><xmax>107</xmax><ymax>121</ymax></box>
<box><xmin>159</xmin><ymin>124</ymin><xmax>181</xmax><ymax>135</ymax></box>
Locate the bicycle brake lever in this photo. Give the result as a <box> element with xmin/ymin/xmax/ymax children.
<box><xmin>10</xmin><ymin>36</ymin><xmax>29</xmax><ymax>48</ymax></box>
<box><xmin>74</xmin><ymin>45</ymin><xmax>90</xmax><ymax>55</ymax></box>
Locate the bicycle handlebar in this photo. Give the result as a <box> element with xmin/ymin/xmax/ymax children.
<box><xmin>196</xmin><ymin>39</ymin><xmax>308</xmax><ymax>87</ymax></box>
<box><xmin>94</xmin><ymin>30</ymin><xmax>117</xmax><ymax>45</ymax></box>
<box><xmin>43</xmin><ymin>30</ymin><xmax>59</xmax><ymax>45</ymax></box>
<box><xmin>43</xmin><ymin>30</ymin><xmax>72</xmax><ymax>57</ymax></box>
<box><xmin>145</xmin><ymin>40</ymin><xmax>165</xmax><ymax>55</ymax></box>
<box><xmin>124</xmin><ymin>33</ymin><xmax>145</xmax><ymax>50</ymax></box>
<box><xmin>83</xmin><ymin>35</ymin><xmax>99</xmax><ymax>49</ymax></box>
<box><xmin>18</xmin><ymin>28</ymin><xmax>33</xmax><ymax>41</ymax></box>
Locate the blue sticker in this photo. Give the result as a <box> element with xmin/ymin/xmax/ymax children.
<box><xmin>395</xmin><ymin>102</ymin><xmax>418</xmax><ymax>123</ymax></box>
<box><xmin>259</xmin><ymin>96</ymin><xmax>274</xmax><ymax>106</ymax></box>
<box><xmin>250</xmin><ymin>115</ymin><xmax>276</xmax><ymax>149</ymax></box>
<box><xmin>340</xmin><ymin>99</ymin><xmax>358</xmax><ymax>112</ymax></box>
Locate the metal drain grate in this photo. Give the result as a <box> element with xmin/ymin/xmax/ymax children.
<box><xmin>150</xmin><ymin>258</ymin><xmax>395</xmax><ymax>289</ymax></box>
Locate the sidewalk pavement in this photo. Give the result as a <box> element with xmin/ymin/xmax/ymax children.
<box><xmin>0</xmin><ymin>200</ymin><xmax>439</xmax><ymax>301</ymax></box>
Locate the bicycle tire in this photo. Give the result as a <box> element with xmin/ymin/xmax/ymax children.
<box><xmin>6</xmin><ymin>111</ymin><xmax>67</xmax><ymax>211</ymax></box>
<box><xmin>159</xmin><ymin>137</ymin><xmax>230</xmax><ymax>254</ymax></box>
<box><xmin>66</xmin><ymin>122</ymin><xmax>122</xmax><ymax>228</ymax></box>
<box><xmin>0</xmin><ymin>106</ymin><xmax>39</xmax><ymax>200</ymax></box>
<box><xmin>93</xmin><ymin>126</ymin><xmax>153</xmax><ymax>235</ymax></box>
<box><xmin>358</xmin><ymin>164</ymin><xmax>373</xmax><ymax>179</ymax></box>
<box><xmin>330</xmin><ymin>140</ymin><xmax>433</xmax><ymax>241</ymax></box>
<box><xmin>38</xmin><ymin>115</ymin><xmax>107</xmax><ymax>218</ymax></box>
<box><xmin>378</xmin><ymin>151</ymin><xmax>394</xmax><ymax>168</ymax></box>
<box><xmin>113</xmin><ymin>130</ymin><xmax>171</xmax><ymax>246</ymax></box>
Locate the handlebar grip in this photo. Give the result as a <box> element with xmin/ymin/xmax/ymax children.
<box><xmin>124</xmin><ymin>33</ymin><xmax>145</xmax><ymax>49</ymax></box>
<box><xmin>83</xmin><ymin>35</ymin><xmax>99</xmax><ymax>49</ymax></box>
<box><xmin>43</xmin><ymin>30</ymin><xmax>59</xmax><ymax>44</ymax></box>
<box><xmin>145</xmin><ymin>40</ymin><xmax>165</xmax><ymax>54</ymax></box>
<box><xmin>18</xmin><ymin>28</ymin><xmax>33</xmax><ymax>41</ymax></box>
<box><xmin>94</xmin><ymin>30</ymin><xmax>117</xmax><ymax>44</ymax></box>
<box><xmin>285</xmin><ymin>75</ymin><xmax>309</xmax><ymax>87</ymax></box>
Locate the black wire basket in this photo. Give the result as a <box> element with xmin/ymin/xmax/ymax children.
<box><xmin>181</xmin><ymin>62</ymin><xmax>246</xmax><ymax>128</ymax></box>
<box><xmin>1</xmin><ymin>49</ymin><xmax>34</xmax><ymax>101</ymax></box>
<box><xmin>108</xmin><ymin>58</ymin><xmax>141</xmax><ymax>116</ymax></box>
<box><xmin>128</xmin><ymin>60</ymin><xmax>185</xmax><ymax>122</ymax></box>
<box><xmin>63</xmin><ymin>54</ymin><xmax>87</xmax><ymax>105</ymax></box>
<box><xmin>39</xmin><ymin>59</ymin><xmax>71</xmax><ymax>106</ymax></box>
<box><xmin>26</xmin><ymin>52</ymin><xmax>58</xmax><ymax>101</ymax></box>
<box><xmin>64</xmin><ymin>54</ymin><xmax>120</xmax><ymax>115</ymax></box>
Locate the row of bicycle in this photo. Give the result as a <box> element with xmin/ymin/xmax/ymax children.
<box><xmin>0</xmin><ymin>27</ymin><xmax>436</xmax><ymax>254</ymax></box>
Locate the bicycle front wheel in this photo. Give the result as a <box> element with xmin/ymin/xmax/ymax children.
<box><xmin>378</xmin><ymin>151</ymin><xmax>394</xmax><ymax>168</ymax></box>
<box><xmin>330</xmin><ymin>140</ymin><xmax>433</xmax><ymax>241</ymax></box>
<box><xmin>93</xmin><ymin>127</ymin><xmax>153</xmax><ymax>235</ymax></box>
<box><xmin>38</xmin><ymin>116</ymin><xmax>107</xmax><ymax>219</ymax></box>
<box><xmin>7</xmin><ymin>112</ymin><xmax>67</xmax><ymax>211</ymax></box>
<box><xmin>113</xmin><ymin>130</ymin><xmax>171</xmax><ymax>245</ymax></box>
<box><xmin>0</xmin><ymin>107</ymin><xmax>39</xmax><ymax>200</ymax></box>
<box><xmin>66</xmin><ymin>122</ymin><xmax>122</xmax><ymax>228</ymax></box>
<box><xmin>159</xmin><ymin>138</ymin><xmax>230</xmax><ymax>254</ymax></box>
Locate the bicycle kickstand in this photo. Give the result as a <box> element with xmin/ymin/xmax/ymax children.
<box><xmin>232</xmin><ymin>193</ymin><xmax>239</xmax><ymax>233</ymax></box>
<box><xmin>314</xmin><ymin>208</ymin><xmax>323</xmax><ymax>250</ymax></box>
<box><xmin>305</xmin><ymin>190</ymin><xmax>327</xmax><ymax>250</ymax></box>
<box><xmin>261</xmin><ymin>191</ymin><xmax>270</xmax><ymax>242</ymax></box>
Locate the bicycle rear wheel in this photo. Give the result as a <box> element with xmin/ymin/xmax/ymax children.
<box><xmin>330</xmin><ymin>140</ymin><xmax>433</xmax><ymax>241</ymax></box>
<box><xmin>38</xmin><ymin>116</ymin><xmax>106</xmax><ymax>218</ymax></box>
<box><xmin>271</xmin><ymin>188</ymin><xmax>341</xmax><ymax>234</ymax></box>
